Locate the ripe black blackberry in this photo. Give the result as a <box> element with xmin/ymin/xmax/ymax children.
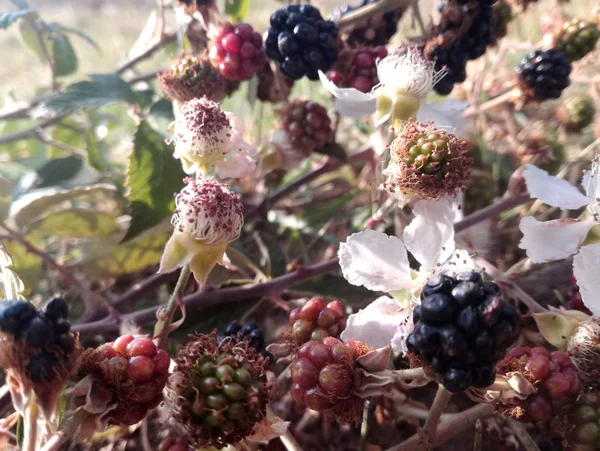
<box><xmin>330</xmin><ymin>0</ymin><xmax>403</xmax><ymax>46</ymax></box>
<box><xmin>264</xmin><ymin>4</ymin><xmax>338</xmax><ymax>80</ymax></box>
<box><xmin>406</xmin><ymin>271</ymin><xmax>519</xmax><ymax>393</ymax></box>
<box><xmin>221</xmin><ymin>321</ymin><xmax>273</xmax><ymax>361</ymax></box>
<box><xmin>516</xmin><ymin>49</ymin><xmax>572</xmax><ymax>100</ymax></box>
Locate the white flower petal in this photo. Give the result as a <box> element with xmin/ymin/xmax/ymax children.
<box><xmin>582</xmin><ymin>160</ymin><xmax>600</xmax><ymax>217</ymax></box>
<box><xmin>319</xmin><ymin>71</ymin><xmax>376</xmax><ymax>118</ymax></box>
<box><xmin>441</xmin><ymin>249</ymin><xmax>476</xmax><ymax>274</ymax></box>
<box><xmin>215</xmin><ymin>152</ymin><xmax>256</xmax><ymax>179</ymax></box>
<box><xmin>404</xmin><ymin>197</ymin><xmax>455</xmax><ymax>270</ymax></box>
<box><xmin>390</xmin><ymin>319</ymin><xmax>414</xmax><ymax>355</ymax></box>
<box><xmin>338</xmin><ymin>229</ymin><xmax>416</xmax><ymax>292</ymax></box>
<box><xmin>519</xmin><ymin>216</ymin><xmax>595</xmax><ymax>263</ymax></box>
<box><xmin>341</xmin><ymin>296</ymin><xmax>408</xmax><ymax>349</ymax></box>
<box><xmin>523</xmin><ymin>164</ymin><xmax>591</xmax><ymax>210</ymax></box>
<box><xmin>573</xmin><ymin>243</ymin><xmax>600</xmax><ymax>316</ymax></box>
<box><xmin>416</xmin><ymin>100</ymin><xmax>468</xmax><ymax>136</ymax></box>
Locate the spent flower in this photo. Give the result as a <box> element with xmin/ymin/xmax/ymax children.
<box><xmin>159</xmin><ymin>177</ymin><xmax>244</xmax><ymax>286</ymax></box>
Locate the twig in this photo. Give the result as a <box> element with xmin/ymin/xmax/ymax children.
<box><xmin>112</xmin><ymin>272</ymin><xmax>178</xmax><ymax>311</ymax></box>
<box><xmin>73</xmin><ymin>258</ymin><xmax>340</xmax><ymax>335</ymax></box>
<box><xmin>454</xmin><ymin>193</ymin><xmax>531</xmax><ymax>233</ymax></box>
<box><xmin>154</xmin><ymin>264</ymin><xmax>191</xmax><ymax>348</ymax></box>
<box><xmin>506</xmin><ymin>420</ymin><xmax>540</xmax><ymax>451</ymax></box>
<box><xmin>420</xmin><ymin>385</ymin><xmax>453</xmax><ymax>450</ymax></box>
<box><xmin>336</xmin><ymin>0</ymin><xmax>412</xmax><ymax>29</ymax></box>
<box><xmin>116</xmin><ymin>32</ymin><xmax>176</xmax><ymax>74</ymax></box>
<box><xmin>386</xmin><ymin>404</ymin><xmax>495</xmax><ymax>451</ymax></box>
<box><xmin>464</xmin><ymin>88</ymin><xmax>520</xmax><ymax>118</ymax></box>
<box><xmin>34</xmin><ymin>133</ymin><xmax>86</xmax><ymax>159</ymax></box>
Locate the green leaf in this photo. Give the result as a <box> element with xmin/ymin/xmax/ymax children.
<box><xmin>16</xmin><ymin>416</ymin><xmax>23</xmax><ymax>448</ymax></box>
<box><xmin>224</xmin><ymin>0</ymin><xmax>250</xmax><ymax>22</ymax></box>
<box><xmin>11</xmin><ymin>183</ymin><xmax>117</xmax><ymax>229</ymax></box>
<box><xmin>0</xmin><ymin>177</ymin><xmax>12</xmax><ymax>222</ymax></box>
<box><xmin>149</xmin><ymin>98</ymin><xmax>174</xmax><ymax>121</ymax></box>
<box><xmin>315</xmin><ymin>142</ymin><xmax>347</xmax><ymax>161</ymax></box>
<box><xmin>122</xmin><ymin>121</ymin><xmax>185</xmax><ymax>242</ymax></box>
<box><xmin>36</xmin><ymin>74</ymin><xmax>139</xmax><ymax>116</ymax></box>
<box><xmin>0</xmin><ymin>243</ymin><xmax>26</xmax><ymax>300</ymax></box>
<box><xmin>52</xmin><ymin>118</ymin><xmax>86</xmax><ymax>149</ymax></box>
<box><xmin>4</xmin><ymin>239</ymin><xmax>43</xmax><ymax>295</ymax></box>
<box><xmin>34</xmin><ymin>156</ymin><xmax>84</xmax><ymax>189</ymax></box>
<box><xmin>26</xmin><ymin>208</ymin><xmax>119</xmax><ymax>238</ymax></box>
<box><xmin>48</xmin><ymin>23</ymin><xmax>100</xmax><ymax>51</ymax></box>
<box><xmin>51</xmin><ymin>31</ymin><xmax>78</xmax><ymax>77</ymax></box>
<box><xmin>0</xmin><ymin>9</ymin><xmax>29</xmax><ymax>29</ymax></box>
<box><xmin>18</xmin><ymin>13</ymin><xmax>49</xmax><ymax>62</ymax></box>
<box><xmin>85</xmin><ymin>128</ymin><xmax>108</xmax><ymax>173</ymax></box>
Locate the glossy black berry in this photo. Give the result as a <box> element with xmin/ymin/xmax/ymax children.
<box><xmin>44</xmin><ymin>297</ymin><xmax>69</xmax><ymax>320</ymax></box>
<box><xmin>241</xmin><ymin>321</ymin><xmax>258</xmax><ymax>336</ymax></box>
<box><xmin>223</xmin><ymin>321</ymin><xmax>271</xmax><ymax>362</ymax></box>
<box><xmin>57</xmin><ymin>333</ymin><xmax>75</xmax><ymax>353</ymax></box>
<box><xmin>225</xmin><ymin>321</ymin><xmax>242</xmax><ymax>336</ymax></box>
<box><xmin>516</xmin><ymin>49</ymin><xmax>572</xmax><ymax>100</ymax></box>
<box><xmin>0</xmin><ymin>300</ymin><xmax>37</xmax><ymax>336</ymax></box>
<box><xmin>23</xmin><ymin>316</ymin><xmax>53</xmax><ymax>348</ymax></box>
<box><xmin>407</xmin><ymin>271</ymin><xmax>518</xmax><ymax>392</ymax></box>
<box><xmin>28</xmin><ymin>351</ymin><xmax>58</xmax><ymax>383</ymax></box>
<box><xmin>53</xmin><ymin>318</ymin><xmax>71</xmax><ymax>334</ymax></box>
<box><xmin>265</xmin><ymin>5</ymin><xmax>337</xmax><ymax>80</ymax></box>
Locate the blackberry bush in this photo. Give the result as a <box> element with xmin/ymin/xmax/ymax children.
<box><xmin>495</xmin><ymin>347</ymin><xmax>581</xmax><ymax>423</ymax></box>
<box><xmin>209</xmin><ymin>23</ymin><xmax>266</xmax><ymax>81</ymax></box>
<box><xmin>264</xmin><ymin>4</ymin><xmax>338</xmax><ymax>80</ymax></box>
<box><xmin>279</xmin><ymin>100</ymin><xmax>334</xmax><ymax>154</ymax></box>
<box><xmin>556</xmin><ymin>94</ymin><xmax>596</xmax><ymax>131</ymax></box>
<box><xmin>165</xmin><ymin>334</ymin><xmax>271</xmax><ymax>448</ymax></box>
<box><xmin>554</xmin><ymin>18</ymin><xmax>600</xmax><ymax>62</ymax></box>
<box><xmin>516</xmin><ymin>49</ymin><xmax>572</xmax><ymax>100</ymax></box>
<box><xmin>288</xmin><ymin>297</ymin><xmax>347</xmax><ymax>346</ymax></box>
<box><xmin>406</xmin><ymin>271</ymin><xmax>520</xmax><ymax>393</ymax></box>
<box><xmin>326</xmin><ymin>46</ymin><xmax>388</xmax><ymax>93</ymax></box>
<box><xmin>75</xmin><ymin>335</ymin><xmax>170</xmax><ymax>425</ymax></box>
<box><xmin>330</xmin><ymin>0</ymin><xmax>403</xmax><ymax>46</ymax></box>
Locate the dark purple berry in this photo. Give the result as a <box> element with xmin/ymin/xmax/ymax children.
<box><xmin>0</xmin><ymin>300</ymin><xmax>37</xmax><ymax>336</ymax></box>
<box><xmin>451</xmin><ymin>282</ymin><xmax>484</xmax><ymax>308</ymax></box>
<box><xmin>456</xmin><ymin>307</ymin><xmax>481</xmax><ymax>338</ymax></box>
<box><xmin>471</xmin><ymin>364</ymin><xmax>495</xmax><ymax>388</ymax></box>
<box><xmin>456</xmin><ymin>271</ymin><xmax>482</xmax><ymax>284</ymax></box>
<box><xmin>421</xmin><ymin>274</ymin><xmax>456</xmax><ymax>298</ymax></box>
<box><xmin>420</xmin><ymin>293</ymin><xmax>458</xmax><ymax>325</ymax></box>
<box><xmin>28</xmin><ymin>351</ymin><xmax>58</xmax><ymax>383</ymax></box>
<box><xmin>44</xmin><ymin>297</ymin><xmax>68</xmax><ymax>320</ymax></box>
<box><xmin>225</xmin><ymin>321</ymin><xmax>242</xmax><ymax>336</ymax></box>
<box><xmin>23</xmin><ymin>316</ymin><xmax>53</xmax><ymax>348</ymax></box>
<box><xmin>412</xmin><ymin>323</ymin><xmax>440</xmax><ymax>353</ymax></box>
<box><xmin>443</xmin><ymin>368</ymin><xmax>472</xmax><ymax>393</ymax></box>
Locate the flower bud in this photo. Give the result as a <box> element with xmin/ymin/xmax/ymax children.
<box><xmin>382</xmin><ymin>120</ymin><xmax>472</xmax><ymax>200</ymax></box>
<box><xmin>159</xmin><ymin>177</ymin><xmax>244</xmax><ymax>286</ymax></box>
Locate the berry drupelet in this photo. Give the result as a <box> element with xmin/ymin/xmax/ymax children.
<box><xmin>556</xmin><ymin>94</ymin><xmax>596</xmax><ymax>132</ymax></box>
<box><xmin>288</xmin><ymin>297</ymin><xmax>347</xmax><ymax>347</ymax></box>
<box><xmin>209</xmin><ymin>23</ymin><xmax>266</xmax><ymax>81</ymax></box>
<box><xmin>326</xmin><ymin>46</ymin><xmax>388</xmax><ymax>93</ymax></box>
<box><xmin>406</xmin><ymin>271</ymin><xmax>520</xmax><ymax>393</ymax></box>
<box><xmin>75</xmin><ymin>335</ymin><xmax>170</xmax><ymax>425</ymax></box>
<box><xmin>569</xmin><ymin>393</ymin><xmax>600</xmax><ymax>450</ymax></box>
<box><xmin>279</xmin><ymin>100</ymin><xmax>333</xmax><ymax>154</ymax></box>
<box><xmin>516</xmin><ymin>49</ymin><xmax>572</xmax><ymax>101</ymax></box>
<box><xmin>221</xmin><ymin>320</ymin><xmax>272</xmax><ymax>360</ymax></box>
<box><xmin>264</xmin><ymin>4</ymin><xmax>338</xmax><ymax>80</ymax></box>
<box><xmin>330</xmin><ymin>0</ymin><xmax>403</xmax><ymax>46</ymax></box>
<box><xmin>496</xmin><ymin>347</ymin><xmax>581</xmax><ymax>423</ymax></box>
<box><xmin>554</xmin><ymin>18</ymin><xmax>600</xmax><ymax>62</ymax></box>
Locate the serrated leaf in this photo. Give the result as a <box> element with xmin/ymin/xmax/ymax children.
<box><xmin>225</xmin><ymin>0</ymin><xmax>250</xmax><ymax>22</ymax></box>
<box><xmin>86</xmin><ymin>128</ymin><xmax>108</xmax><ymax>173</ymax></box>
<box><xmin>26</xmin><ymin>208</ymin><xmax>119</xmax><ymax>238</ymax></box>
<box><xmin>0</xmin><ymin>178</ymin><xmax>12</xmax><ymax>222</ymax></box>
<box><xmin>4</xmin><ymin>239</ymin><xmax>43</xmax><ymax>295</ymax></box>
<box><xmin>0</xmin><ymin>9</ymin><xmax>29</xmax><ymax>29</ymax></box>
<box><xmin>35</xmin><ymin>74</ymin><xmax>139</xmax><ymax>117</ymax></box>
<box><xmin>51</xmin><ymin>31</ymin><xmax>78</xmax><ymax>77</ymax></box>
<box><xmin>10</xmin><ymin>183</ymin><xmax>117</xmax><ymax>229</ymax></box>
<box><xmin>79</xmin><ymin>226</ymin><xmax>170</xmax><ymax>277</ymax></box>
<box><xmin>123</xmin><ymin>121</ymin><xmax>184</xmax><ymax>242</ymax></box>
<box><xmin>0</xmin><ymin>243</ymin><xmax>26</xmax><ymax>300</ymax></box>
<box><xmin>315</xmin><ymin>142</ymin><xmax>347</xmax><ymax>161</ymax></box>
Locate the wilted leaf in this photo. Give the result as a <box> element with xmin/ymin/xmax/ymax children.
<box><xmin>0</xmin><ymin>9</ymin><xmax>29</xmax><ymax>29</ymax></box>
<box><xmin>26</xmin><ymin>208</ymin><xmax>119</xmax><ymax>238</ymax></box>
<box><xmin>35</xmin><ymin>74</ymin><xmax>139</xmax><ymax>117</ymax></box>
<box><xmin>51</xmin><ymin>31</ymin><xmax>78</xmax><ymax>77</ymax></box>
<box><xmin>122</xmin><ymin>121</ymin><xmax>185</xmax><ymax>242</ymax></box>
<box><xmin>3</xmin><ymin>239</ymin><xmax>43</xmax><ymax>295</ymax></box>
<box><xmin>0</xmin><ymin>243</ymin><xmax>26</xmax><ymax>300</ymax></box>
<box><xmin>10</xmin><ymin>184</ymin><xmax>117</xmax><ymax>229</ymax></box>
<box><xmin>0</xmin><ymin>178</ymin><xmax>12</xmax><ymax>222</ymax></box>
<box><xmin>225</xmin><ymin>0</ymin><xmax>250</xmax><ymax>22</ymax></box>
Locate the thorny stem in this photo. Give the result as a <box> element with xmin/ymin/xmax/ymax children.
<box><xmin>154</xmin><ymin>264</ymin><xmax>191</xmax><ymax>348</ymax></box>
<box><xmin>420</xmin><ymin>385</ymin><xmax>452</xmax><ymax>450</ymax></box>
<box><xmin>387</xmin><ymin>404</ymin><xmax>495</xmax><ymax>451</ymax></box>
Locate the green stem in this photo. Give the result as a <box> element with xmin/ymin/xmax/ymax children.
<box><xmin>23</xmin><ymin>399</ymin><xmax>39</xmax><ymax>451</ymax></box>
<box><xmin>154</xmin><ymin>265</ymin><xmax>191</xmax><ymax>348</ymax></box>
<box><xmin>420</xmin><ymin>385</ymin><xmax>453</xmax><ymax>450</ymax></box>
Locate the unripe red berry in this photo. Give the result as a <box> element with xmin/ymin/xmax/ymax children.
<box><xmin>128</xmin><ymin>356</ymin><xmax>155</xmax><ymax>383</ymax></box>
<box><xmin>127</xmin><ymin>337</ymin><xmax>157</xmax><ymax>358</ymax></box>
<box><xmin>113</xmin><ymin>335</ymin><xmax>134</xmax><ymax>355</ymax></box>
<box><xmin>287</xmin><ymin>297</ymin><xmax>347</xmax><ymax>347</ymax></box>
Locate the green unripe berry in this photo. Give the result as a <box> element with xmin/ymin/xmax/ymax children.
<box><xmin>557</xmin><ymin>94</ymin><xmax>595</xmax><ymax>132</ymax></box>
<box><xmin>204</xmin><ymin>411</ymin><xmax>223</xmax><ymax>428</ymax></box>
<box><xmin>576</xmin><ymin>423</ymin><xmax>600</xmax><ymax>445</ymax></box>
<box><xmin>223</xmin><ymin>383</ymin><xmax>247</xmax><ymax>401</ymax></box>
<box><xmin>215</xmin><ymin>364</ymin><xmax>234</xmax><ymax>382</ymax></box>
<box><xmin>226</xmin><ymin>402</ymin><xmax>246</xmax><ymax>420</ymax></box>
<box><xmin>555</xmin><ymin>19</ymin><xmax>600</xmax><ymax>61</ymax></box>
<box><xmin>575</xmin><ymin>405</ymin><xmax>598</xmax><ymax>424</ymax></box>
<box><xmin>200</xmin><ymin>377</ymin><xmax>220</xmax><ymax>394</ymax></box>
<box><xmin>206</xmin><ymin>394</ymin><xmax>228</xmax><ymax>410</ymax></box>
<box><xmin>234</xmin><ymin>368</ymin><xmax>252</xmax><ymax>388</ymax></box>
<box><xmin>199</xmin><ymin>360</ymin><xmax>215</xmax><ymax>376</ymax></box>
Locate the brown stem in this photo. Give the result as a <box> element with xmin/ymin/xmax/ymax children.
<box><xmin>386</xmin><ymin>404</ymin><xmax>495</xmax><ymax>451</ymax></box>
<box><xmin>116</xmin><ymin>32</ymin><xmax>176</xmax><ymax>74</ymax></box>
<box><xmin>454</xmin><ymin>193</ymin><xmax>531</xmax><ymax>233</ymax></box>
<box><xmin>420</xmin><ymin>385</ymin><xmax>453</xmax><ymax>450</ymax></box>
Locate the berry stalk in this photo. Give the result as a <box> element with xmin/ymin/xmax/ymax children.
<box><xmin>420</xmin><ymin>385</ymin><xmax>453</xmax><ymax>449</ymax></box>
<box><xmin>154</xmin><ymin>264</ymin><xmax>192</xmax><ymax>348</ymax></box>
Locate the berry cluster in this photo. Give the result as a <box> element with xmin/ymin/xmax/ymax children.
<box><xmin>516</xmin><ymin>49</ymin><xmax>572</xmax><ymax>100</ymax></box>
<box><xmin>165</xmin><ymin>334</ymin><xmax>270</xmax><ymax>448</ymax></box>
<box><xmin>209</xmin><ymin>23</ymin><xmax>266</xmax><ymax>81</ymax></box>
<box><xmin>496</xmin><ymin>347</ymin><xmax>581</xmax><ymax>423</ymax></box>
<box><xmin>280</xmin><ymin>100</ymin><xmax>333</xmax><ymax>154</ymax></box>
<box><xmin>427</xmin><ymin>0</ymin><xmax>498</xmax><ymax>95</ymax></box>
<box><xmin>290</xmin><ymin>337</ymin><xmax>368</xmax><ymax>423</ymax></box>
<box><xmin>406</xmin><ymin>271</ymin><xmax>520</xmax><ymax>393</ymax></box>
<box><xmin>288</xmin><ymin>297</ymin><xmax>346</xmax><ymax>346</ymax></box>
<box><xmin>568</xmin><ymin>393</ymin><xmax>600</xmax><ymax>449</ymax></box>
<box><xmin>330</xmin><ymin>0</ymin><xmax>402</xmax><ymax>46</ymax></box>
<box><xmin>554</xmin><ymin>18</ymin><xmax>600</xmax><ymax>62</ymax></box>
<box><xmin>264</xmin><ymin>5</ymin><xmax>338</xmax><ymax>80</ymax></box>
<box><xmin>77</xmin><ymin>335</ymin><xmax>170</xmax><ymax>425</ymax></box>
<box><xmin>0</xmin><ymin>297</ymin><xmax>77</xmax><ymax>384</ymax></box>
<box><xmin>326</xmin><ymin>46</ymin><xmax>388</xmax><ymax>93</ymax></box>
<box><xmin>221</xmin><ymin>321</ymin><xmax>272</xmax><ymax>360</ymax></box>
<box><xmin>556</xmin><ymin>94</ymin><xmax>596</xmax><ymax>132</ymax></box>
